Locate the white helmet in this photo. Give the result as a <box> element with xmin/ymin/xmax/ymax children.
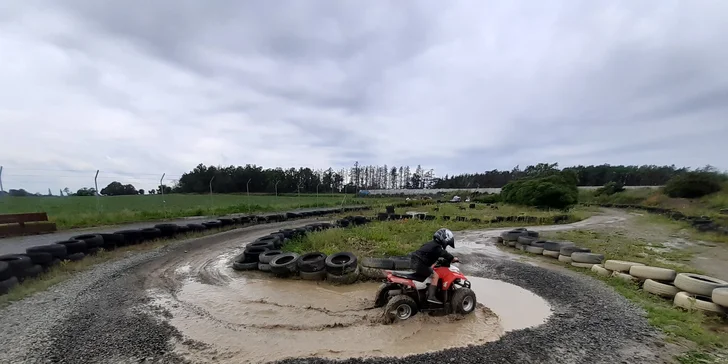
<box><xmin>433</xmin><ymin>228</ymin><xmax>455</xmax><ymax>248</ymax></box>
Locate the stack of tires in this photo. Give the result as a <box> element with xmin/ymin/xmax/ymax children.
<box><xmin>324</xmin><ymin>252</ymin><xmax>359</xmax><ymax>284</ymax></box>
<box><xmin>500</xmin><ymin>228</ymin><xmax>538</xmax><ymax>249</ymax></box>
<box><xmin>360</xmin><ymin>256</ymin><xmax>412</xmax><ymax>279</ymax></box>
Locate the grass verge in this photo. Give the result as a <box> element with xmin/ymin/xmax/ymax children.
<box><xmin>0</xmin><ymin>226</ymin><xmax>238</xmax><ymax>307</ymax></box>
<box><xmin>527</xmin><ymin>231</ymin><xmax>728</xmax><ymax>363</ymax></box>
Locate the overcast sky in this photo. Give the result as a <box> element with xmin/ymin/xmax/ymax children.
<box><xmin>1</xmin><ymin>1</ymin><xmax>727</xmax><ymax>193</ymax></box>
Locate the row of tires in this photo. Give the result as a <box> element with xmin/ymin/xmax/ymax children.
<box><xmin>231</xmin><ymin>218</ymin><xmax>368</xmax><ymax>284</ymax></box>
<box><xmin>0</xmin><ymin>207</ymin><xmax>371</xmax><ymax>296</ymax></box>
<box><xmin>499</xmin><ymin>229</ymin><xmax>728</xmax><ymax>316</ymax></box>
<box><xmin>377</xmin><ymin>211</ymin><xmax>572</xmax><ymax>225</ymax></box>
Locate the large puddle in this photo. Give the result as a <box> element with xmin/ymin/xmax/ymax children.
<box><xmin>147</xmin><ymin>232</ymin><xmax>555</xmax><ymax>363</ymax></box>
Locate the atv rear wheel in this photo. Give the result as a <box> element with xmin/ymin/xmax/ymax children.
<box><xmin>383</xmin><ymin>295</ymin><xmax>418</xmax><ymax>324</ymax></box>
<box><xmin>374</xmin><ymin>283</ymin><xmax>398</xmax><ymax>308</ymax></box>
<box><xmin>451</xmin><ymin>288</ymin><xmax>477</xmax><ymax>315</ymax></box>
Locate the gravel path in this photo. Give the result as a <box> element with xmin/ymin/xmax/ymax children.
<box><xmin>0</xmin><ymin>211</ymin><xmax>669</xmax><ymax>364</ymax></box>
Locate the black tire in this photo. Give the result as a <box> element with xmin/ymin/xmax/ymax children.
<box><xmin>527</xmin><ymin>231</ymin><xmax>540</xmax><ymax>238</ymax></box>
<box><xmin>451</xmin><ymin>288</ymin><xmax>477</xmax><ymax>315</ymax></box>
<box><xmin>176</xmin><ymin>225</ymin><xmax>190</xmax><ymax>235</ymax></box>
<box><xmin>259</xmin><ymin>250</ymin><xmax>283</xmax><ymax>264</ymax></box>
<box><xmin>66</xmin><ymin>252</ymin><xmax>85</xmax><ymax>262</ymax></box>
<box><xmin>114</xmin><ymin>230</ymin><xmax>143</xmax><ymax>245</ymax></box>
<box><xmin>25</xmin><ymin>251</ymin><xmax>53</xmax><ymax>265</ymax></box>
<box><xmin>186</xmin><ymin>224</ymin><xmax>207</xmax><ymax>232</ymax></box>
<box><xmin>55</xmin><ymin>239</ymin><xmax>87</xmax><ymax>254</ymax></box>
<box><xmin>530</xmin><ymin>240</ymin><xmax>546</xmax><ymax>248</ymax></box>
<box><xmin>203</xmin><ymin>221</ymin><xmax>221</xmax><ymax>229</ymax></box>
<box><xmin>325</xmin><ymin>252</ymin><xmax>358</xmax><ymax>275</ymax></box>
<box><xmin>248</xmin><ymin>240</ymin><xmax>276</xmax><ymax>250</ymax></box>
<box><xmin>140</xmin><ymin>228</ymin><xmax>162</xmax><ymax>241</ymax></box>
<box><xmin>392</xmin><ymin>256</ymin><xmax>411</xmax><ymax>270</ymax></box>
<box><xmin>269</xmin><ymin>253</ymin><xmax>301</xmax><ymax>277</ymax></box>
<box><xmin>26</xmin><ymin>244</ymin><xmax>67</xmax><ymax>260</ymax></box>
<box><xmin>517</xmin><ymin>236</ymin><xmax>535</xmax><ymax>245</ymax></box>
<box><xmin>383</xmin><ymin>295</ymin><xmax>418</xmax><ymax>324</ymax></box>
<box><xmin>258</xmin><ymin>263</ymin><xmax>271</xmax><ymax>272</ymax></box>
<box><xmin>361</xmin><ymin>257</ymin><xmax>395</xmax><ymax>270</ymax></box>
<box><xmin>279</xmin><ymin>229</ymin><xmax>295</xmax><ymax>239</ymax></box>
<box><xmin>0</xmin><ymin>261</ymin><xmax>12</xmax><ymax>281</ymax></box>
<box><xmin>0</xmin><ymin>254</ymin><xmax>33</xmax><ymax>281</ymax></box>
<box><xmin>87</xmin><ymin>247</ymin><xmax>101</xmax><ymax>255</ymax></box>
<box><xmin>542</xmin><ymin>241</ymin><xmax>563</xmax><ymax>252</ymax></box>
<box><xmin>300</xmin><ymin>270</ymin><xmax>326</xmax><ymax>281</ymax></box>
<box><xmin>559</xmin><ymin>246</ymin><xmax>591</xmax><ymax>257</ymax></box>
<box><xmin>374</xmin><ymin>283</ymin><xmax>397</xmax><ymax>308</ymax></box>
<box><xmin>244</xmin><ymin>246</ymin><xmax>269</xmax><ymax>262</ymax></box>
<box><xmin>217</xmin><ymin>218</ymin><xmax>234</xmax><ymax>226</ymax></box>
<box><xmin>338</xmin><ymin>219</ymin><xmax>350</xmax><ymax>228</ymax></box>
<box><xmin>154</xmin><ymin>223</ymin><xmax>179</xmax><ymax>237</ymax></box>
<box><xmin>99</xmin><ymin>233</ymin><xmax>124</xmax><ymax>250</ymax></box>
<box><xmin>298</xmin><ymin>252</ymin><xmax>327</xmax><ymax>273</ymax></box>
<box><xmin>326</xmin><ymin>269</ymin><xmax>359</xmax><ymax>285</ymax></box>
<box><xmin>45</xmin><ymin>259</ymin><xmax>61</xmax><ymax>271</ymax></box>
<box><xmin>0</xmin><ymin>276</ymin><xmax>19</xmax><ymax>295</ymax></box>
<box><xmin>24</xmin><ymin>264</ymin><xmax>43</xmax><ymax>279</ymax></box>
<box><xmin>233</xmin><ymin>261</ymin><xmax>258</xmax><ymax>271</ymax></box>
<box><xmin>71</xmin><ymin>234</ymin><xmax>104</xmax><ymax>249</ymax></box>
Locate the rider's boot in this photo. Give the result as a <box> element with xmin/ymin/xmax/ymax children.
<box><xmin>427</xmin><ymin>285</ymin><xmax>443</xmax><ymax>305</ymax></box>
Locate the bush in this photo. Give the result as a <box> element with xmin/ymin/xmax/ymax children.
<box><xmin>472</xmin><ymin>193</ymin><xmax>500</xmax><ymax>204</ymax></box>
<box><xmin>501</xmin><ymin>174</ymin><xmax>578</xmax><ymax>209</ymax></box>
<box><xmin>664</xmin><ymin>172</ymin><xmax>724</xmax><ymax>199</ymax></box>
<box><xmin>594</xmin><ymin>182</ymin><xmax>626</xmax><ymax>196</ymax></box>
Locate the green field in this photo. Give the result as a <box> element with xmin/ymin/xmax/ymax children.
<box><xmin>0</xmin><ymin>194</ymin><xmax>383</xmax><ymax>230</ymax></box>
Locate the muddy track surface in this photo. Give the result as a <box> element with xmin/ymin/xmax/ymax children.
<box><xmin>0</xmin><ymin>210</ymin><xmax>669</xmax><ymax>364</ymax></box>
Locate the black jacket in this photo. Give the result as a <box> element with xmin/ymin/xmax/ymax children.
<box><xmin>412</xmin><ymin>240</ymin><xmax>454</xmax><ymax>266</ymax></box>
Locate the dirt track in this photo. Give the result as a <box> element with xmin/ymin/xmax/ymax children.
<box><xmin>0</xmin><ymin>211</ymin><xmax>672</xmax><ymax>364</ymax></box>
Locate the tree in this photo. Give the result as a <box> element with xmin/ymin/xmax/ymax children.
<box><xmin>63</xmin><ymin>187</ymin><xmax>71</xmax><ymax>196</ymax></box>
<box><xmin>149</xmin><ymin>189</ymin><xmax>156</xmax><ymax>194</ymax></box>
<box><xmin>157</xmin><ymin>185</ymin><xmax>172</xmax><ymax>194</ymax></box>
<box><xmin>138</xmin><ymin>189</ymin><xmax>145</xmax><ymax>195</ymax></box>
<box><xmin>8</xmin><ymin>189</ymin><xmax>31</xmax><ymax>197</ymax></box>
<box><xmin>501</xmin><ymin>172</ymin><xmax>579</xmax><ymax>209</ymax></box>
<box><xmin>75</xmin><ymin>187</ymin><xmax>96</xmax><ymax>196</ymax></box>
<box><xmin>100</xmin><ymin>181</ymin><xmax>138</xmax><ymax>196</ymax></box>
<box><xmin>664</xmin><ymin>172</ymin><xmax>725</xmax><ymax>198</ymax></box>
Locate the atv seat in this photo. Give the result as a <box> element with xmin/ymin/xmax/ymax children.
<box><xmin>392</xmin><ymin>271</ymin><xmax>429</xmax><ymax>282</ymax></box>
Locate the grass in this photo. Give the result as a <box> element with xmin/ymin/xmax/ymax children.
<box><xmin>285</xmin><ymin>207</ymin><xmax>585</xmax><ymax>258</ymax></box>
<box><xmin>0</xmin><ymin>194</ymin><xmax>381</xmax><ymax>230</ymax></box>
<box><xmin>0</xmin><ymin>226</ymin><xmax>239</xmax><ymax>307</ymax></box>
<box><xmin>530</xmin><ymin>230</ymin><xmax>728</xmax><ymax>363</ymax></box>
<box><xmin>389</xmin><ymin>202</ymin><xmax>596</xmax><ymax>220</ymax></box>
<box><xmin>634</xmin><ymin>213</ymin><xmax>728</xmax><ymax>245</ymax></box>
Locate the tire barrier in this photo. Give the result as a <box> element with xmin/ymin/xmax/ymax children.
<box><xmin>499</xmin><ymin>228</ymin><xmax>728</xmax><ymax>315</ymax></box>
<box><xmin>584</xmin><ymin>203</ymin><xmax>728</xmax><ymax>235</ymax></box>
<box><xmin>0</xmin><ymin>206</ymin><xmax>372</xmax><ymax>296</ymax></box>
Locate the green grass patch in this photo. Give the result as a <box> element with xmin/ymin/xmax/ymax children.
<box><xmin>0</xmin><ymin>194</ymin><xmax>382</xmax><ymax>230</ymax></box>
<box><xmin>634</xmin><ymin>214</ymin><xmax>728</xmax><ymax>245</ymax></box>
<box><xmin>286</xmin><ymin>210</ymin><xmax>584</xmax><ymax>258</ymax></box>
<box><xmin>390</xmin><ymin>202</ymin><xmax>595</xmax><ymax>220</ymax></box>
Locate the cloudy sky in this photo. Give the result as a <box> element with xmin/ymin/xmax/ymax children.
<box><xmin>1</xmin><ymin>1</ymin><xmax>727</xmax><ymax>193</ymax></box>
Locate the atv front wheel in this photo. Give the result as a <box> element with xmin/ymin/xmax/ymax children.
<box><xmin>451</xmin><ymin>288</ymin><xmax>477</xmax><ymax>315</ymax></box>
<box><xmin>383</xmin><ymin>295</ymin><xmax>418</xmax><ymax>324</ymax></box>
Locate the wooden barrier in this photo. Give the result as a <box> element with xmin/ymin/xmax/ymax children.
<box><xmin>0</xmin><ymin>212</ymin><xmax>57</xmax><ymax>238</ymax></box>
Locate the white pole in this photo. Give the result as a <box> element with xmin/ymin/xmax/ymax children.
<box><xmin>209</xmin><ymin>175</ymin><xmax>215</xmax><ymax>206</ymax></box>
<box><xmin>246</xmin><ymin>178</ymin><xmax>252</xmax><ymax>213</ymax></box>
<box><xmin>316</xmin><ymin>182</ymin><xmax>321</xmax><ymax>207</ymax></box>
<box><xmin>94</xmin><ymin>170</ymin><xmax>100</xmax><ymax>212</ymax></box>
<box><xmin>160</xmin><ymin>173</ymin><xmax>166</xmax><ymax>218</ymax></box>
<box><xmin>0</xmin><ymin>165</ymin><xmax>4</xmax><ymax>192</ymax></box>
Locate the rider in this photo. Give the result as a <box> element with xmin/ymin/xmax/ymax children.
<box><xmin>410</xmin><ymin>228</ymin><xmax>459</xmax><ymax>305</ymax></box>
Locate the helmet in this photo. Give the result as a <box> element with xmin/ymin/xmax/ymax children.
<box><xmin>433</xmin><ymin>228</ymin><xmax>455</xmax><ymax>248</ymax></box>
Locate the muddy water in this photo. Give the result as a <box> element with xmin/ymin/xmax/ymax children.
<box><xmin>151</xmin><ymin>253</ymin><xmax>504</xmax><ymax>363</ymax></box>
<box><xmin>467</xmin><ymin>276</ymin><xmax>552</xmax><ymax>331</ymax></box>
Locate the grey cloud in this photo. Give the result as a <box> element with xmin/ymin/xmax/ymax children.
<box><xmin>1</xmin><ymin>1</ymin><xmax>728</xmax><ymax>193</ymax></box>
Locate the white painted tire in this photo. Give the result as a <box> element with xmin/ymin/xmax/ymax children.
<box><xmin>674</xmin><ymin>273</ymin><xmax>728</xmax><ymax>297</ymax></box>
<box><xmin>571</xmin><ymin>262</ymin><xmax>595</xmax><ymax>269</ymax></box>
<box><xmin>712</xmin><ymin>287</ymin><xmax>728</xmax><ymax>307</ymax></box>
<box><xmin>515</xmin><ymin>243</ymin><xmax>523</xmax><ymax>250</ymax></box>
<box><xmin>628</xmin><ymin>266</ymin><xmax>677</xmax><ymax>281</ymax></box>
<box><xmin>571</xmin><ymin>252</ymin><xmax>604</xmax><ymax>264</ymax></box>
<box><xmin>604</xmin><ymin>260</ymin><xmax>645</xmax><ymax>273</ymax></box>
<box><xmin>557</xmin><ymin>255</ymin><xmax>572</xmax><ymax>263</ymax></box>
<box><xmin>591</xmin><ymin>264</ymin><xmax>612</xmax><ymax>277</ymax></box>
<box><xmin>525</xmin><ymin>246</ymin><xmax>544</xmax><ymax>254</ymax></box>
<box><xmin>643</xmin><ymin>279</ymin><xmax>680</xmax><ymax>299</ymax></box>
<box><xmin>507</xmin><ymin>240</ymin><xmax>517</xmax><ymax>247</ymax></box>
<box><xmin>612</xmin><ymin>271</ymin><xmax>638</xmax><ymax>282</ymax></box>
<box><xmin>673</xmin><ymin>291</ymin><xmax>726</xmax><ymax>315</ymax></box>
<box><xmin>542</xmin><ymin>250</ymin><xmax>560</xmax><ymax>258</ymax></box>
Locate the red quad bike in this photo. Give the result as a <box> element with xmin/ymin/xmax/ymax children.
<box><xmin>374</xmin><ymin>258</ymin><xmax>477</xmax><ymax>323</ymax></box>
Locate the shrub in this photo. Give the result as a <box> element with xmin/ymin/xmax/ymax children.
<box><xmin>664</xmin><ymin>172</ymin><xmax>724</xmax><ymax>199</ymax></box>
<box><xmin>472</xmin><ymin>193</ymin><xmax>500</xmax><ymax>204</ymax></box>
<box><xmin>501</xmin><ymin>174</ymin><xmax>578</xmax><ymax>209</ymax></box>
<box><xmin>594</xmin><ymin>182</ymin><xmax>626</xmax><ymax>196</ymax></box>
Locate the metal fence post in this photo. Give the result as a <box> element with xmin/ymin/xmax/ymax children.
<box><xmin>160</xmin><ymin>173</ymin><xmax>167</xmax><ymax>218</ymax></box>
<box><xmin>209</xmin><ymin>176</ymin><xmax>215</xmax><ymax>207</ymax></box>
<box><xmin>0</xmin><ymin>166</ymin><xmax>4</xmax><ymax>192</ymax></box>
<box><xmin>246</xmin><ymin>178</ymin><xmax>252</xmax><ymax>213</ymax></box>
<box><xmin>94</xmin><ymin>170</ymin><xmax>100</xmax><ymax>213</ymax></box>
<box><xmin>316</xmin><ymin>182</ymin><xmax>321</xmax><ymax>207</ymax></box>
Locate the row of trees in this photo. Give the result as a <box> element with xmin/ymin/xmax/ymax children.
<box><xmin>432</xmin><ymin>163</ymin><xmax>711</xmax><ymax>188</ymax></box>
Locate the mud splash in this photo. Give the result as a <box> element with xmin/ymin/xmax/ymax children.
<box><xmin>151</xmin><ymin>271</ymin><xmax>503</xmax><ymax>363</ymax></box>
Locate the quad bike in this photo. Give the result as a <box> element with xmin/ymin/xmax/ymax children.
<box><xmin>374</xmin><ymin>257</ymin><xmax>477</xmax><ymax>323</ymax></box>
